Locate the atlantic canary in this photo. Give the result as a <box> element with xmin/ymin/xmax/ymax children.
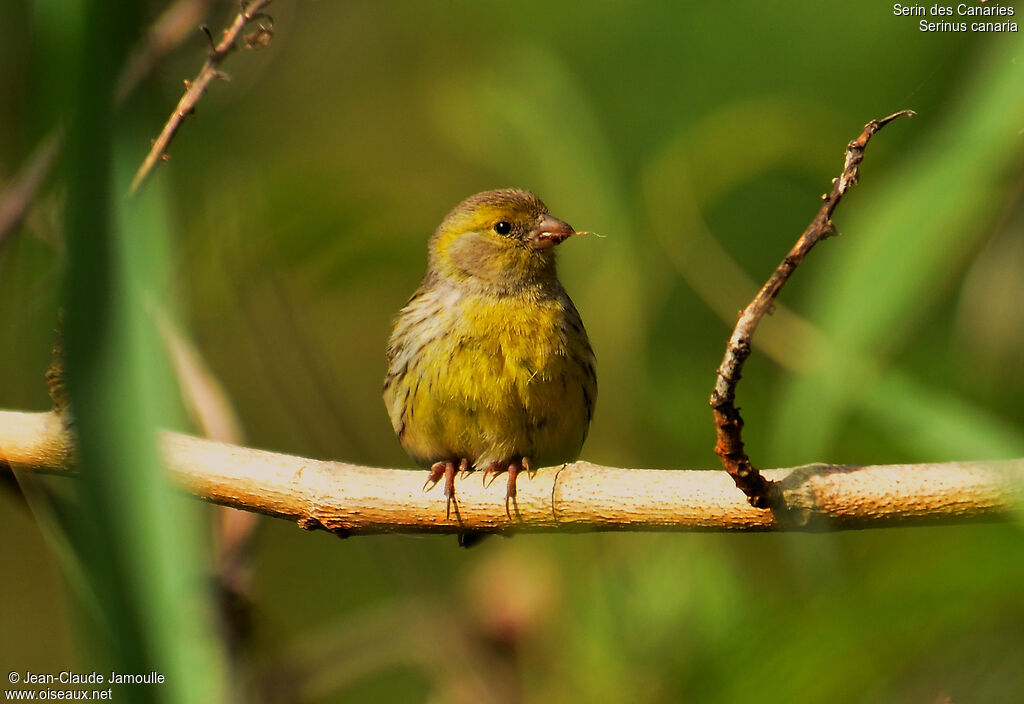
<box><xmin>383</xmin><ymin>189</ymin><xmax>596</xmax><ymax>518</ymax></box>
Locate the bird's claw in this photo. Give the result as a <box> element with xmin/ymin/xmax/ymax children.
<box><xmin>423</xmin><ymin>462</ymin><xmax>445</xmax><ymax>492</ymax></box>
<box><xmin>482</xmin><ymin>457</ymin><xmax>531</xmax><ymax>519</ymax></box>
<box><xmin>482</xmin><ymin>462</ymin><xmax>500</xmax><ymax>488</ymax></box>
<box><xmin>424</xmin><ymin>459</ymin><xmax>469</xmax><ymax>520</ymax></box>
<box><xmin>427</xmin><ymin>457</ymin><xmax>532</xmax><ymax>520</ymax></box>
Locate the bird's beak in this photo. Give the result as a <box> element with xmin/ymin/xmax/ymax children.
<box><xmin>529</xmin><ymin>215</ymin><xmax>576</xmax><ymax>250</ymax></box>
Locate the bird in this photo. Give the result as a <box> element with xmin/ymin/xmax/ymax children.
<box><xmin>383</xmin><ymin>188</ymin><xmax>596</xmax><ymax>520</ymax></box>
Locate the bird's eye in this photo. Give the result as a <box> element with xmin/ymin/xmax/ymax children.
<box><xmin>493</xmin><ymin>221</ymin><xmax>512</xmax><ymax>235</ymax></box>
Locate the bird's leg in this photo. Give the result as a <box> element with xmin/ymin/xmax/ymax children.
<box><xmin>424</xmin><ymin>459</ymin><xmax>465</xmax><ymax>520</ymax></box>
<box><xmin>482</xmin><ymin>457</ymin><xmax>532</xmax><ymax>519</ymax></box>
<box><xmin>505</xmin><ymin>457</ymin><xmax>531</xmax><ymax>519</ymax></box>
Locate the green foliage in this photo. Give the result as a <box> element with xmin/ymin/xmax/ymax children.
<box><xmin>771</xmin><ymin>36</ymin><xmax>1024</xmax><ymax>464</ymax></box>
<box><xmin>6</xmin><ymin>0</ymin><xmax>226</xmax><ymax>701</ymax></box>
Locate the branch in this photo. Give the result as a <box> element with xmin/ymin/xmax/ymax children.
<box><xmin>710</xmin><ymin>110</ymin><xmax>916</xmax><ymax>509</ymax></box>
<box><xmin>128</xmin><ymin>0</ymin><xmax>275</xmax><ymax>195</ymax></box>
<box><xmin>0</xmin><ymin>131</ymin><xmax>62</xmax><ymax>249</ymax></box>
<box><xmin>2</xmin><ymin>411</ymin><xmax>1020</xmax><ymax>534</ymax></box>
<box><xmin>0</xmin><ymin>0</ymin><xmax>219</xmax><ymax>247</ymax></box>
<box><xmin>116</xmin><ymin>0</ymin><xmax>219</xmax><ymax>104</ymax></box>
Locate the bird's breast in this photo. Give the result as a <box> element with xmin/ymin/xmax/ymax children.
<box><xmin>385</xmin><ymin>283</ymin><xmax>594</xmax><ymax>467</ymax></box>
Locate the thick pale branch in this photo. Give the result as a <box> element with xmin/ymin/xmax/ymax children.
<box><xmin>2</xmin><ymin>411</ymin><xmax>1020</xmax><ymax>534</ymax></box>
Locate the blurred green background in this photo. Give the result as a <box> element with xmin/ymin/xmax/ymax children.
<box><xmin>2</xmin><ymin>1</ymin><xmax>1023</xmax><ymax>702</ymax></box>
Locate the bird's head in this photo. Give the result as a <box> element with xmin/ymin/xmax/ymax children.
<box><xmin>428</xmin><ymin>189</ymin><xmax>578</xmax><ymax>291</ymax></box>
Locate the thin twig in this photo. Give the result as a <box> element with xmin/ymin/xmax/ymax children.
<box><xmin>2</xmin><ymin>410</ymin><xmax>1020</xmax><ymax>534</ymax></box>
<box><xmin>0</xmin><ymin>132</ymin><xmax>62</xmax><ymax>249</ymax></box>
<box><xmin>0</xmin><ymin>0</ymin><xmax>219</xmax><ymax>247</ymax></box>
<box><xmin>710</xmin><ymin>110</ymin><xmax>916</xmax><ymax>509</ymax></box>
<box><xmin>128</xmin><ymin>0</ymin><xmax>276</xmax><ymax>195</ymax></box>
<box><xmin>116</xmin><ymin>0</ymin><xmax>218</xmax><ymax>104</ymax></box>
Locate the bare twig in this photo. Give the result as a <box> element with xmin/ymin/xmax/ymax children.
<box><xmin>128</xmin><ymin>0</ymin><xmax>275</xmax><ymax>195</ymax></box>
<box><xmin>710</xmin><ymin>110</ymin><xmax>916</xmax><ymax>509</ymax></box>
<box><xmin>2</xmin><ymin>410</ymin><xmax>1020</xmax><ymax>533</ymax></box>
<box><xmin>0</xmin><ymin>0</ymin><xmax>219</xmax><ymax>247</ymax></box>
<box><xmin>0</xmin><ymin>132</ymin><xmax>62</xmax><ymax>248</ymax></box>
<box><xmin>116</xmin><ymin>0</ymin><xmax>218</xmax><ymax>103</ymax></box>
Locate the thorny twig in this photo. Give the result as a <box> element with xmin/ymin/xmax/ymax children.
<box><xmin>116</xmin><ymin>0</ymin><xmax>219</xmax><ymax>104</ymax></box>
<box><xmin>0</xmin><ymin>0</ymin><xmax>218</xmax><ymax>246</ymax></box>
<box><xmin>128</xmin><ymin>0</ymin><xmax>276</xmax><ymax>195</ymax></box>
<box><xmin>710</xmin><ymin>110</ymin><xmax>916</xmax><ymax>509</ymax></box>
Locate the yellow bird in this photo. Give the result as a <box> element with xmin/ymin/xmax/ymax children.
<box><xmin>383</xmin><ymin>189</ymin><xmax>596</xmax><ymax>517</ymax></box>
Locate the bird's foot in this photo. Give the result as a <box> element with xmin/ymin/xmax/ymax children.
<box><xmin>424</xmin><ymin>458</ymin><xmax>469</xmax><ymax>519</ymax></box>
<box><xmin>483</xmin><ymin>457</ymin><xmax>532</xmax><ymax>519</ymax></box>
